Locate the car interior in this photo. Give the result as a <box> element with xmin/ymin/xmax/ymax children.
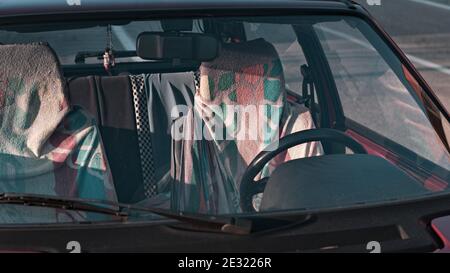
<box><xmin>64</xmin><ymin>18</ymin><xmax>331</xmax><ymax>209</ymax></box>
<box><xmin>67</xmin><ymin>20</ymin><xmax>208</xmax><ymax>203</ymax></box>
<box><xmin>0</xmin><ymin>17</ymin><xmax>449</xmax><ymax>218</ymax></box>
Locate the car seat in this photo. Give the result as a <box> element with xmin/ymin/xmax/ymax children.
<box><xmin>170</xmin><ymin>38</ymin><xmax>323</xmax><ymax>214</ymax></box>
<box><xmin>0</xmin><ymin>43</ymin><xmax>117</xmax><ymax>222</ymax></box>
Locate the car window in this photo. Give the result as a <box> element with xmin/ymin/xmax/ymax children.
<box><xmin>0</xmin><ymin>26</ymin><xmax>110</xmax><ymax>64</ymax></box>
<box><xmin>0</xmin><ymin>20</ymin><xmax>204</xmax><ymax>65</ymax></box>
<box><xmin>314</xmin><ymin>18</ymin><xmax>450</xmax><ymax>171</ymax></box>
<box><xmin>0</xmin><ymin>15</ymin><xmax>448</xmax><ymax>224</ymax></box>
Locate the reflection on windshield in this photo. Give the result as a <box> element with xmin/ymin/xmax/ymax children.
<box><xmin>0</xmin><ymin>15</ymin><xmax>448</xmax><ymax>225</ymax></box>
<box><xmin>315</xmin><ymin>20</ymin><xmax>450</xmax><ymax>171</ymax></box>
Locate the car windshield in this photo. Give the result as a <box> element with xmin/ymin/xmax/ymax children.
<box><xmin>0</xmin><ymin>14</ymin><xmax>448</xmax><ymax>225</ymax></box>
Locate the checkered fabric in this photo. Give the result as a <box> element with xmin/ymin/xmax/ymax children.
<box><xmin>130</xmin><ymin>74</ymin><xmax>157</xmax><ymax>198</ymax></box>
<box><xmin>194</xmin><ymin>70</ymin><xmax>201</xmax><ymax>91</ymax></box>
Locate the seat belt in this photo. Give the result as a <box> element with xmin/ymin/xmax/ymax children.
<box><xmin>130</xmin><ymin>74</ymin><xmax>157</xmax><ymax>198</ymax></box>
<box><xmin>301</xmin><ymin>64</ymin><xmax>318</xmax><ymax>124</ymax></box>
<box><xmin>301</xmin><ymin>65</ymin><xmax>314</xmax><ymax>108</ymax></box>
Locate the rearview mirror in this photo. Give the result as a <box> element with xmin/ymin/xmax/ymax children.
<box><xmin>136</xmin><ymin>32</ymin><xmax>219</xmax><ymax>61</ymax></box>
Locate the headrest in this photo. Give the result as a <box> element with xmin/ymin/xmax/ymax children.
<box><xmin>198</xmin><ymin>38</ymin><xmax>285</xmax><ymax>104</ymax></box>
<box><xmin>0</xmin><ymin>43</ymin><xmax>69</xmax><ymax>157</ymax></box>
<box><xmin>196</xmin><ymin>38</ymin><xmax>286</xmax><ymax>164</ymax></box>
<box><xmin>136</xmin><ymin>32</ymin><xmax>219</xmax><ymax>61</ymax></box>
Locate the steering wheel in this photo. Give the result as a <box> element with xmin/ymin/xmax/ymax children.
<box><xmin>239</xmin><ymin>128</ymin><xmax>368</xmax><ymax>212</ymax></box>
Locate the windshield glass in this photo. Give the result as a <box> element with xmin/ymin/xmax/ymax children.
<box><xmin>314</xmin><ymin>18</ymin><xmax>450</xmax><ymax>170</ymax></box>
<box><xmin>0</xmin><ymin>15</ymin><xmax>448</xmax><ymax>224</ymax></box>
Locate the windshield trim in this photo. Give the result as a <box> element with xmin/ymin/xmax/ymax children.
<box><xmin>1</xmin><ymin>184</ymin><xmax>450</xmax><ymax>239</ymax></box>
<box><xmin>0</xmin><ymin>1</ymin><xmax>352</xmax><ymax>19</ymax></box>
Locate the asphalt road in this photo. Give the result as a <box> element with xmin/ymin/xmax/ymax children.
<box><xmin>354</xmin><ymin>0</ymin><xmax>450</xmax><ymax>110</ymax></box>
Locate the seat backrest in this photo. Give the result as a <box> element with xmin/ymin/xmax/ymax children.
<box><xmin>68</xmin><ymin>72</ymin><xmax>195</xmax><ymax>203</ymax></box>
<box><xmin>0</xmin><ymin>43</ymin><xmax>116</xmax><ymax>208</ymax></box>
<box><xmin>68</xmin><ymin>75</ymin><xmax>144</xmax><ymax>202</ymax></box>
<box><xmin>171</xmin><ymin>39</ymin><xmax>323</xmax><ymax>214</ymax></box>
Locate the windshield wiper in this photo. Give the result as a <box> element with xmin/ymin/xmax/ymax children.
<box><xmin>0</xmin><ymin>192</ymin><xmax>128</xmax><ymax>218</ymax></box>
<box><xmin>0</xmin><ymin>193</ymin><xmax>313</xmax><ymax>235</ymax></box>
<box><xmin>0</xmin><ymin>193</ymin><xmax>258</xmax><ymax>234</ymax></box>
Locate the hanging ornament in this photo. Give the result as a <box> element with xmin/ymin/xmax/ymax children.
<box><xmin>103</xmin><ymin>47</ymin><xmax>115</xmax><ymax>72</ymax></box>
<box><xmin>103</xmin><ymin>25</ymin><xmax>115</xmax><ymax>73</ymax></box>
